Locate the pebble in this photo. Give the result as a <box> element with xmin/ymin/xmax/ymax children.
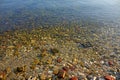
<box><xmin>57</xmin><ymin>57</ymin><xmax>62</xmax><ymax>63</ymax></box>
<box><xmin>40</xmin><ymin>73</ymin><xmax>46</xmax><ymax>80</ymax></box>
<box><xmin>57</xmin><ymin>70</ymin><xmax>66</xmax><ymax>78</ymax></box>
<box><xmin>16</xmin><ymin>66</ymin><xmax>26</xmax><ymax>73</ymax></box>
<box><xmin>28</xmin><ymin>76</ymin><xmax>37</xmax><ymax>80</ymax></box>
<box><xmin>0</xmin><ymin>71</ymin><xmax>6</xmax><ymax>80</ymax></box>
<box><xmin>70</xmin><ymin>76</ymin><xmax>78</xmax><ymax>80</ymax></box>
<box><xmin>104</xmin><ymin>75</ymin><xmax>115</xmax><ymax>80</ymax></box>
<box><xmin>62</xmin><ymin>66</ymin><xmax>69</xmax><ymax>72</ymax></box>
<box><xmin>108</xmin><ymin>61</ymin><xmax>114</xmax><ymax>66</ymax></box>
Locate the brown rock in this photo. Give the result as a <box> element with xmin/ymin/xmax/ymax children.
<box><xmin>57</xmin><ymin>70</ymin><xmax>66</xmax><ymax>78</ymax></box>
<box><xmin>57</xmin><ymin>57</ymin><xmax>62</xmax><ymax>63</ymax></box>
<box><xmin>70</xmin><ymin>76</ymin><xmax>78</xmax><ymax>80</ymax></box>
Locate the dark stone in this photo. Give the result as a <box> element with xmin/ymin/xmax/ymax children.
<box><xmin>79</xmin><ymin>42</ymin><xmax>92</xmax><ymax>48</ymax></box>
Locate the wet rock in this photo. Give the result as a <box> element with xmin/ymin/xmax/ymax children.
<box><xmin>57</xmin><ymin>70</ymin><xmax>66</xmax><ymax>78</ymax></box>
<box><xmin>62</xmin><ymin>66</ymin><xmax>69</xmax><ymax>72</ymax></box>
<box><xmin>86</xmin><ymin>75</ymin><xmax>94</xmax><ymax>80</ymax></box>
<box><xmin>56</xmin><ymin>57</ymin><xmax>62</xmax><ymax>63</ymax></box>
<box><xmin>53</xmin><ymin>68</ymin><xmax>59</xmax><ymax>75</ymax></box>
<box><xmin>41</xmin><ymin>50</ymin><xmax>48</xmax><ymax>57</ymax></box>
<box><xmin>79</xmin><ymin>42</ymin><xmax>92</xmax><ymax>48</ymax></box>
<box><xmin>78</xmin><ymin>72</ymin><xmax>86</xmax><ymax>79</ymax></box>
<box><xmin>40</xmin><ymin>73</ymin><xmax>46</xmax><ymax>80</ymax></box>
<box><xmin>50</xmin><ymin>48</ymin><xmax>59</xmax><ymax>55</ymax></box>
<box><xmin>5</xmin><ymin>67</ymin><xmax>11</xmax><ymax>74</ymax></box>
<box><xmin>70</xmin><ymin>76</ymin><xmax>78</xmax><ymax>80</ymax></box>
<box><xmin>0</xmin><ymin>53</ymin><xmax>5</xmax><ymax>60</ymax></box>
<box><xmin>108</xmin><ymin>61</ymin><xmax>114</xmax><ymax>66</ymax></box>
<box><xmin>96</xmin><ymin>77</ymin><xmax>105</xmax><ymax>80</ymax></box>
<box><xmin>104</xmin><ymin>75</ymin><xmax>115</xmax><ymax>80</ymax></box>
<box><xmin>16</xmin><ymin>66</ymin><xmax>26</xmax><ymax>73</ymax></box>
<box><xmin>28</xmin><ymin>76</ymin><xmax>37</xmax><ymax>80</ymax></box>
<box><xmin>0</xmin><ymin>71</ymin><xmax>6</xmax><ymax>80</ymax></box>
<box><xmin>31</xmin><ymin>40</ymin><xmax>36</xmax><ymax>44</ymax></box>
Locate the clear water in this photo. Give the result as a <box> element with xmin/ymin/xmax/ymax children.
<box><xmin>0</xmin><ymin>0</ymin><xmax>120</xmax><ymax>32</ymax></box>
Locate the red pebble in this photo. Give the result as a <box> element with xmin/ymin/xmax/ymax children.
<box><xmin>70</xmin><ymin>76</ymin><xmax>78</xmax><ymax>80</ymax></box>
<box><xmin>108</xmin><ymin>61</ymin><xmax>114</xmax><ymax>66</ymax></box>
<box><xmin>104</xmin><ymin>75</ymin><xmax>115</xmax><ymax>80</ymax></box>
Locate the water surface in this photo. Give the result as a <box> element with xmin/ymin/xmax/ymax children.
<box><xmin>0</xmin><ymin>0</ymin><xmax>120</xmax><ymax>32</ymax></box>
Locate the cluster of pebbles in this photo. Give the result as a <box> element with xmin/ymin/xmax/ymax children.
<box><xmin>0</xmin><ymin>26</ymin><xmax>120</xmax><ymax>80</ymax></box>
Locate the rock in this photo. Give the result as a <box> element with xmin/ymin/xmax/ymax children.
<box><xmin>7</xmin><ymin>45</ymin><xmax>15</xmax><ymax>49</ymax></box>
<box><xmin>69</xmin><ymin>66</ymin><xmax>75</xmax><ymax>71</ymax></box>
<box><xmin>28</xmin><ymin>76</ymin><xmax>37</xmax><ymax>80</ymax></box>
<box><xmin>53</xmin><ymin>68</ymin><xmax>59</xmax><ymax>75</ymax></box>
<box><xmin>5</xmin><ymin>67</ymin><xmax>11</xmax><ymax>73</ymax></box>
<box><xmin>16</xmin><ymin>66</ymin><xmax>26</xmax><ymax>73</ymax></box>
<box><xmin>70</xmin><ymin>76</ymin><xmax>78</xmax><ymax>80</ymax></box>
<box><xmin>108</xmin><ymin>61</ymin><xmax>114</xmax><ymax>66</ymax></box>
<box><xmin>0</xmin><ymin>71</ymin><xmax>6</xmax><ymax>80</ymax></box>
<box><xmin>104</xmin><ymin>75</ymin><xmax>115</xmax><ymax>80</ymax></box>
<box><xmin>48</xmin><ymin>71</ymin><xmax>53</xmax><ymax>74</ymax></box>
<box><xmin>41</xmin><ymin>50</ymin><xmax>48</xmax><ymax>57</ymax></box>
<box><xmin>57</xmin><ymin>70</ymin><xmax>66</xmax><ymax>78</ymax></box>
<box><xmin>40</xmin><ymin>73</ymin><xmax>46</xmax><ymax>80</ymax></box>
<box><xmin>46</xmin><ymin>58</ymin><xmax>52</xmax><ymax>64</ymax></box>
<box><xmin>78</xmin><ymin>72</ymin><xmax>86</xmax><ymax>79</ymax></box>
<box><xmin>79</xmin><ymin>42</ymin><xmax>92</xmax><ymax>48</ymax></box>
<box><xmin>86</xmin><ymin>75</ymin><xmax>94</xmax><ymax>80</ymax></box>
<box><xmin>62</xmin><ymin>66</ymin><xmax>69</xmax><ymax>72</ymax></box>
<box><xmin>100</xmin><ymin>60</ymin><xmax>105</xmax><ymax>64</ymax></box>
<box><xmin>31</xmin><ymin>40</ymin><xmax>36</xmax><ymax>44</ymax></box>
<box><xmin>96</xmin><ymin>77</ymin><xmax>105</xmax><ymax>80</ymax></box>
<box><xmin>57</xmin><ymin>57</ymin><xmax>62</xmax><ymax>63</ymax></box>
<box><xmin>50</xmin><ymin>48</ymin><xmax>59</xmax><ymax>55</ymax></box>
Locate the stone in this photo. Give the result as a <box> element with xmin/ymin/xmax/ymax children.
<box><xmin>79</xmin><ymin>42</ymin><xmax>92</xmax><ymax>48</ymax></box>
<box><xmin>62</xmin><ymin>66</ymin><xmax>69</xmax><ymax>72</ymax></box>
<box><xmin>86</xmin><ymin>75</ymin><xmax>94</xmax><ymax>80</ymax></box>
<box><xmin>53</xmin><ymin>68</ymin><xmax>59</xmax><ymax>75</ymax></box>
<box><xmin>50</xmin><ymin>48</ymin><xmax>59</xmax><ymax>55</ymax></box>
<box><xmin>57</xmin><ymin>70</ymin><xmax>66</xmax><ymax>78</ymax></box>
<box><xmin>0</xmin><ymin>71</ymin><xmax>6</xmax><ymax>80</ymax></box>
<box><xmin>16</xmin><ymin>66</ymin><xmax>26</xmax><ymax>73</ymax></box>
<box><xmin>57</xmin><ymin>57</ymin><xmax>62</xmax><ymax>63</ymax></box>
<box><xmin>70</xmin><ymin>76</ymin><xmax>78</xmax><ymax>80</ymax></box>
<box><xmin>108</xmin><ymin>61</ymin><xmax>114</xmax><ymax>66</ymax></box>
<box><xmin>69</xmin><ymin>65</ymin><xmax>75</xmax><ymax>71</ymax></box>
<box><xmin>28</xmin><ymin>76</ymin><xmax>37</xmax><ymax>80</ymax></box>
<box><xmin>104</xmin><ymin>75</ymin><xmax>115</xmax><ymax>80</ymax></box>
<box><xmin>40</xmin><ymin>73</ymin><xmax>46</xmax><ymax>80</ymax></box>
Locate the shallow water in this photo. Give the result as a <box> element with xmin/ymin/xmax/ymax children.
<box><xmin>0</xmin><ymin>0</ymin><xmax>120</xmax><ymax>32</ymax></box>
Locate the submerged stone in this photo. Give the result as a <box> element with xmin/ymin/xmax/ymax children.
<box><xmin>50</xmin><ymin>48</ymin><xmax>59</xmax><ymax>55</ymax></box>
<box><xmin>79</xmin><ymin>42</ymin><xmax>92</xmax><ymax>48</ymax></box>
